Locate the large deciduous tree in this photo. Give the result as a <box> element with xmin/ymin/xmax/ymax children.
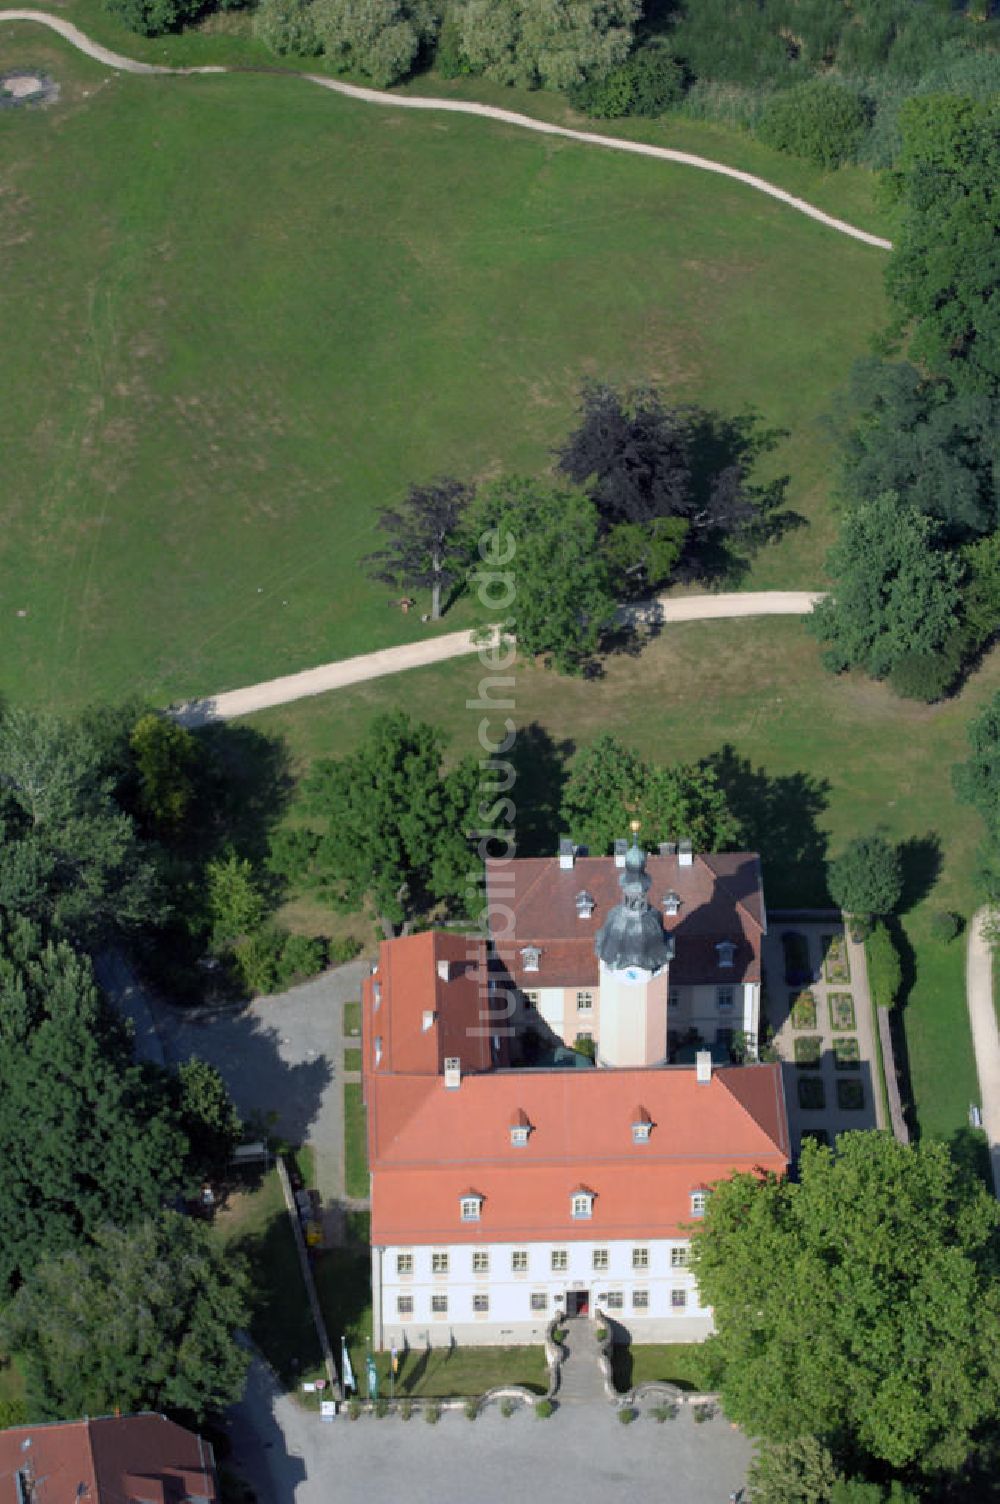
<box><xmin>365</xmin><ymin>476</ymin><xmax>473</xmax><ymax>620</ymax></box>
<box><xmin>690</xmin><ymin>1134</ymin><xmax>1000</xmax><ymax>1474</ymax></box>
<box><xmin>560</xmin><ymin>733</ymin><xmax>740</xmax><ymax>854</ymax></box>
<box><xmin>473</xmin><ymin>477</ymin><xmax>617</xmax><ymax>674</ymax></box>
<box><xmin>807</xmin><ymin>490</ymin><xmax>962</xmax><ymax>680</ymax></box>
<box><xmin>0</xmin><ymin>919</ymin><xmax>186</xmax><ymax>1291</ymax></box>
<box><xmin>886</xmin><ymin>94</ymin><xmax>1000</xmax><ymax>398</ymax></box>
<box><xmin>0</xmin><ymin>707</ymin><xmax>164</xmax><ymax>944</ymax></box>
<box><xmin>826</xmin><ymin>834</ymin><xmax>902</xmax><ymax>928</ymax></box>
<box><xmin>451</xmin><ymin>0</ymin><xmax>640</xmax><ymax>90</ymax></box>
<box><xmin>2</xmin><ymin>1213</ymin><xmax>250</xmax><ymax>1422</ymax></box>
<box><xmin>311</xmin><ymin>0</ymin><xmax>438</xmax><ymax>85</ymax></box>
<box><xmin>285</xmin><ymin>711</ymin><xmax>478</xmax><ymax>936</ymax></box>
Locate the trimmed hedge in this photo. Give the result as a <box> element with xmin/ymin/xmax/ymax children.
<box><xmin>866</xmin><ymin>922</ymin><xmax>902</xmax><ymax>1010</ymax></box>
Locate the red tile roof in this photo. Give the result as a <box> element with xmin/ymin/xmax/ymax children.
<box><xmin>0</xmin><ymin>1415</ymin><xmax>217</xmax><ymax>1504</ymax></box>
<box><xmin>486</xmin><ymin>851</ymin><xmax>765</xmax><ymax>987</ymax></box>
<box><xmin>364</xmin><ymin>932</ymin><xmax>494</xmax><ymax>1077</ymax></box>
<box><xmin>367</xmin><ymin>1059</ymin><xmax>789</xmax><ymax>1245</ymax></box>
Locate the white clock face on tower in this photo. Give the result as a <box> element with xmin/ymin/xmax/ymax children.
<box><xmin>625</xmin><ymin>968</ymin><xmax>640</xmax><ymax>982</ymax></box>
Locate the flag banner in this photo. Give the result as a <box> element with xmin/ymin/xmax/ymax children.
<box><xmin>341</xmin><ymin>1338</ymin><xmax>356</xmax><ymax>1395</ymax></box>
<box><xmin>366</xmin><ymin>1353</ymin><xmax>379</xmax><ymax>1401</ymax></box>
<box><xmin>391</xmin><ymin>1346</ymin><xmax>399</xmax><ymax>1375</ymax></box>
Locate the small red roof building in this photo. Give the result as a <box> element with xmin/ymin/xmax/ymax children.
<box><xmin>0</xmin><ymin>1415</ymin><xmax>217</xmax><ymax>1504</ymax></box>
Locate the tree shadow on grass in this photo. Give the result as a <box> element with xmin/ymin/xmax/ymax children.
<box><xmin>884</xmin><ymin>916</ymin><xmax>919</xmax><ymax>1141</ymax></box>
<box><xmin>508</xmin><ymin>722</ymin><xmax>574</xmax><ymax>857</ymax></box>
<box><xmin>700</xmin><ymin>744</ymin><xmax>831</xmax><ymax>906</ymax></box>
<box><xmin>896</xmin><ymin>833</ymin><xmax>943</xmax><ymax>914</ymax></box>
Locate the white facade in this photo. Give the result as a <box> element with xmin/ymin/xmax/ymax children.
<box><xmin>597</xmin><ymin>960</ymin><xmax>669</xmax><ymax>1067</ymax></box>
<box><xmin>521</xmin><ymin>979</ymin><xmax>760</xmax><ymax>1058</ymax></box>
<box><xmin>372</xmin><ymin>1236</ymin><xmax>712</xmax><ymax>1350</ymax></box>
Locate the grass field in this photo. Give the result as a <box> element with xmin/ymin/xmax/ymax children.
<box><xmin>343</xmin><ymin>1082</ymin><xmax>368</xmax><ymax>1199</ymax></box>
<box><xmin>246</xmin><ymin>615</ymin><xmax>998</xmax><ymax>1146</ymax></box>
<box><xmin>612</xmin><ymin>1341</ymin><xmax>707</xmax><ymax>1393</ymax></box>
<box><xmin>2</xmin><ymin>24</ymin><xmax>886</xmax><ymax>711</ymax></box>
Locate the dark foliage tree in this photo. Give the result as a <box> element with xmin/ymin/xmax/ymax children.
<box><xmin>0</xmin><ymin>919</ymin><xmax>186</xmax><ymax>1291</ymax></box>
<box><xmin>472</xmin><ymin>477</ymin><xmax>617</xmax><ymax>673</ymax></box>
<box><xmin>175</xmin><ymin>1056</ymin><xmax>243</xmax><ymax>1178</ymax></box>
<box><xmin>953</xmin><ymin>690</ymin><xmax>1000</xmax><ymax>900</ymax></box>
<box><xmin>836</xmin><ymin>360</ymin><xmax>1000</xmax><ymax>540</ymax></box>
<box><xmin>0</xmin><ymin>708</ymin><xmax>164</xmax><ymax>945</ymax></box>
<box><xmin>886</xmin><ymin>95</ymin><xmax>1000</xmax><ymax>398</ymax></box>
<box><xmin>3</xmin><ymin>1212</ymin><xmax>250</xmax><ymax>1421</ymax></box>
<box><xmin>280</xmin><ymin>712</ymin><xmax>478</xmax><ymax>936</ymax></box>
<box><xmin>130</xmin><ymin>712</ymin><xmax>197</xmax><ymax>835</ymax></box>
<box><xmin>560</xmin><ymin>733</ymin><xmax>740</xmax><ymax>855</ymax></box>
<box><xmin>557</xmin><ymin>381</ymin><xmax>693</xmax><ymax>527</ymax></box>
<box><xmin>826</xmin><ymin>833</ymin><xmax>902</xmax><ymax>926</ymax></box>
<box><xmin>807</xmin><ymin>491</ymin><xmax>962</xmax><ymax>681</ymax></box>
<box><xmin>365</xmin><ymin>476</ymin><xmax>473</xmax><ymax>620</ymax></box>
<box><xmin>691</xmin><ymin>1134</ymin><xmax>1000</xmax><ymax>1474</ymax></box>
<box><xmin>757</xmin><ymin>79</ymin><xmax>869</xmax><ymax>168</ymax></box>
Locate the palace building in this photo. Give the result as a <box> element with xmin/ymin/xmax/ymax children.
<box><xmin>362</xmin><ymin>837</ymin><xmax>789</xmax><ymax>1351</ymax></box>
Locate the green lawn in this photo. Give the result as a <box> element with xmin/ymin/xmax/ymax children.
<box><xmin>343</xmin><ymin>1083</ymin><xmax>369</xmax><ymax>1199</ymax></box>
<box><xmin>343</xmin><ymin>1001</ymin><xmax>361</xmax><ymax>1038</ymax></box>
<box><xmin>2</xmin><ymin>24</ymin><xmax>885</xmax><ymax>711</ymax></box>
<box><xmin>344</xmin><ymin>1047</ymin><xmax>362</xmax><ymax>1072</ymax></box>
<box><xmin>247</xmin><ymin>615</ymin><xmax>998</xmax><ymax>1146</ymax></box>
<box><xmin>612</xmin><ymin>1341</ymin><xmax>708</xmax><ymax>1393</ymax></box>
<box><xmin>214</xmin><ymin>1168</ymin><xmax>322</xmax><ymax>1382</ymax></box>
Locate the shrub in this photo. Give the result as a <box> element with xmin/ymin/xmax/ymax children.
<box><xmin>253</xmin><ymin>0</ymin><xmax>320</xmax><ymax>55</ymax></box>
<box><xmin>311</xmin><ymin>0</ymin><xmax>436</xmax><ymax>88</ymax></box>
<box><xmin>464</xmin><ymin>1399</ymin><xmax>478</xmax><ymax>1420</ymax></box>
<box><xmin>424</xmin><ymin>1402</ymin><xmax>441</xmax><ymax>1424</ymax></box>
<box><xmin>866</xmin><ymin>922</ymin><xmax>902</xmax><ymax>1009</ymax></box>
<box><xmin>569</xmin><ymin>42</ymin><xmax>686</xmax><ymax>118</ymax></box>
<box><xmin>347</xmin><ymin>1398</ymin><xmax>361</xmax><ymax>1420</ymax></box>
<box><xmin>889</xmin><ymin>642</ymin><xmax>961</xmax><ymax>703</ymax></box>
<box><xmin>400</xmin><ymin>1399</ymin><xmax>413</xmax><ymax>1421</ymax></box>
<box><xmin>793</xmin><ymin>1035</ymin><xmax>822</xmax><ymax>1069</ymax></box>
<box><xmin>534</xmin><ymin>1398</ymin><xmax>554</xmax><ymax>1419</ymax></box>
<box><xmin>0</xmin><ymin>1398</ymin><xmax>27</xmax><ymax>1428</ymax></box>
<box><xmin>929</xmin><ymin>909</ymin><xmax>962</xmax><ymax>943</ymax></box>
<box><xmin>757</xmin><ymin>80</ymin><xmax>869</xmax><ymax>168</ymax></box>
<box><xmin>617</xmin><ymin>1405</ymin><xmax>637</xmax><ymax>1424</ymax></box>
<box><xmin>103</xmin><ymin>0</ymin><xmax>201</xmax><ymax>37</ymax></box>
<box><xmin>692</xmin><ymin>1402</ymin><xmax>713</xmax><ymax>1423</ymax></box>
<box><xmin>500</xmin><ymin>1397</ymin><xmax>515</xmax><ymax>1418</ymax></box>
<box><xmin>233</xmin><ymin>927</ymin><xmax>327</xmax><ymax>995</ymax></box>
<box><xmin>329</xmin><ymin>935</ymin><xmax>364</xmax><ymax>965</ymax></box>
<box><xmin>650</xmin><ymin>1402</ymin><xmax>676</xmax><ymax>1422</ymax></box>
<box><xmin>435</xmin><ymin>15</ymin><xmax>471</xmax><ymax>77</ymax></box>
<box><xmin>375</xmin><ymin>1396</ymin><xmax>389</xmax><ymax>1418</ymax></box>
<box><xmin>277</xmin><ymin>931</ymin><xmax>327</xmax><ymax>984</ymax></box>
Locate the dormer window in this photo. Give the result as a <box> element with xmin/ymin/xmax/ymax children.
<box><xmin>662</xmin><ymin>891</ymin><xmax>681</xmax><ymax>917</ymax></box>
<box><xmin>373</xmin><ymin>982</ymin><xmax>382</xmax><ymax>1010</ymax></box>
<box><xmin>575</xmin><ymin>890</ymin><xmax>595</xmax><ymax>919</ymax></box>
<box><xmin>631</xmin><ymin>1106</ymin><xmax>652</xmax><ymax>1144</ymax></box>
<box><xmin>716</xmin><ymin>940</ymin><xmax>736</xmax><ymax>969</ymax></box>
<box><xmin>374</xmin><ymin>1035</ymin><xmax>383</xmax><ymax>1067</ymax></box>
<box><xmin>510</xmin><ymin>1109</ymin><xmax>532</xmax><ymax>1147</ymax></box>
<box><xmin>571</xmin><ymin>1188</ymin><xmax>595</xmax><ymax>1220</ymax></box>
<box><xmin>521</xmin><ymin>946</ymin><xmax>541</xmax><ymax>974</ymax></box>
<box><xmin>460</xmin><ymin>1193</ymin><xmax>483</xmax><ymax>1222</ymax></box>
<box><xmin>690</xmin><ymin>1189</ymin><xmax>708</xmax><ymax>1218</ymax></box>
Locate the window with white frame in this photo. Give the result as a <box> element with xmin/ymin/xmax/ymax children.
<box><xmin>632</xmin><ymin>1119</ymin><xmax>651</xmax><ymax>1144</ymax></box>
<box><xmin>632</xmin><ymin>1290</ymin><xmax>650</xmax><ymax>1310</ymax></box>
<box><xmin>472</xmin><ymin>1250</ymin><xmax>489</xmax><ymax>1274</ymax></box>
<box><xmin>397</xmin><ymin>1295</ymin><xmax>413</xmax><ymax>1316</ymax></box>
<box><xmin>530</xmin><ymin>1292</ymin><xmax>547</xmax><ymax>1312</ymax></box>
<box><xmin>592</xmin><ymin>1248</ymin><xmax>609</xmax><ymax>1271</ymax></box>
<box><xmin>396</xmin><ymin>1252</ymin><xmax>413</xmax><ymax>1276</ymax></box>
<box><xmin>671</xmin><ymin>1289</ymin><xmax>687</xmax><ymax>1310</ymax></box>
<box><xmin>605</xmin><ymin>1292</ymin><xmax>624</xmax><ymax>1310</ymax></box>
<box><xmin>717</xmin><ymin>985</ymin><xmax>734</xmax><ymax>1012</ymax></box>
<box><xmin>690</xmin><ymin>1190</ymin><xmax>707</xmax><ymax>1218</ymax></box>
<box><xmin>431</xmin><ymin>1252</ymin><xmax>449</xmax><ymax>1274</ymax></box>
<box><xmin>521</xmin><ymin>946</ymin><xmax>541</xmax><ymax>973</ymax></box>
<box><xmin>632</xmin><ymin>1247</ymin><xmax>649</xmax><ymax>1270</ymax></box>
<box><xmin>373</xmin><ymin>982</ymin><xmax>382</xmax><ymax>1009</ymax></box>
<box><xmin>662</xmin><ymin>890</ymin><xmax>680</xmax><ymax>916</ymax></box>
<box><xmin>473</xmin><ymin>1294</ymin><xmax>489</xmax><ymax>1314</ymax></box>
<box><xmin>670</xmin><ymin>1246</ymin><xmax>689</xmax><ymax>1268</ymax></box>
<box><xmin>460</xmin><ymin>1195</ymin><xmax>482</xmax><ymax>1222</ymax></box>
<box><xmin>576</xmin><ymin>990</ymin><xmax>594</xmax><ymax>1012</ymax></box>
<box><xmin>571</xmin><ymin>1192</ymin><xmax>594</xmax><ymax>1220</ymax></box>
<box><xmin>551</xmin><ymin>1250</ymin><xmax>568</xmax><ymax>1272</ymax></box>
<box><xmin>512</xmin><ymin>1250</ymin><xmax>528</xmax><ymax>1273</ymax></box>
<box><xmin>510</xmin><ymin>1124</ymin><xmax>530</xmax><ymax>1147</ymax></box>
<box><xmin>431</xmin><ymin>1294</ymin><xmax>448</xmax><ymax>1314</ymax></box>
<box><xmin>715</xmin><ymin>940</ymin><xmax>736</xmax><ymax>969</ymax></box>
<box><xmin>374</xmin><ymin>1035</ymin><xmax>383</xmax><ymax>1066</ymax></box>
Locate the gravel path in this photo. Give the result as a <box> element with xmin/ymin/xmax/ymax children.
<box><xmin>966</xmin><ymin>908</ymin><xmax>1000</xmax><ymax>1197</ymax></box>
<box><xmin>1</xmin><ymin>10</ymin><xmax>891</xmax><ymax>250</ymax></box>
<box><xmin>171</xmin><ymin>590</ymin><xmax>826</xmax><ymax>724</ymax></box>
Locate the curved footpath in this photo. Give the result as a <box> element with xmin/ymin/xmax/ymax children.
<box><xmin>966</xmin><ymin>908</ymin><xmax>1000</xmax><ymax>1197</ymax></box>
<box><xmin>171</xmin><ymin>589</ymin><xmax>825</xmax><ymax>724</ymax></box>
<box><xmin>2</xmin><ymin>9</ymin><xmax>892</xmax><ymax>250</ymax></box>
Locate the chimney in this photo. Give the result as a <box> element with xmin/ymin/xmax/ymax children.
<box><xmin>695</xmin><ymin>1049</ymin><xmax>712</xmax><ymax>1084</ymax></box>
<box><xmin>559</xmin><ymin>838</ymin><xmax>575</xmax><ymax>870</ymax></box>
<box><xmin>422</xmin><ymin>1009</ymin><xmax>436</xmax><ymax>1032</ymax></box>
<box><xmin>614</xmin><ymin>839</ymin><xmax>628</xmax><ymax>868</ymax></box>
<box><xmin>679</xmin><ymin>839</ymin><xmax>693</xmax><ymax>868</ymax></box>
<box><xmin>444</xmin><ymin>1057</ymin><xmax>461</xmax><ymax>1089</ymax></box>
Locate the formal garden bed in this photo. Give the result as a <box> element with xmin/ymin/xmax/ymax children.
<box><xmin>823</xmin><ymin>933</ymin><xmax>851</xmax><ymax>985</ymax></box>
<box><xmin>837</xmin><ymin>1079</ymin><xmax>865</xmax><ymax>1111</ymax></box>
<box><xmin>833</xmin><ymin>1037</ymin><xmax>860</xmax><ymax>1071</ymax></box>
<box><xmin>827</xmin><ymin>992</ymin><xmax>856</xmax><ymax>1031</ymax></box>
<box><xmin>789</xmin><ymin>990</ymin><xmax>817</xmax><ymax>1029</ymax></box>
<box><xmin>798</xmin><ymin>1075</ymin><xmax>826</xmax><ymax>1110</ymax></box>
<box><xmin>343</xmin><ymin>1001</ymin><xmax>361</xmax><ymax>1038</ymax></box>
<box><xmin>782</xmin><ymin>932</ymin><xmax>813</xmax><ymax>986</ymax></box>
<box><xmin>794</xmin><ymin>1035</ymin><xmax>822</xmax><ymax>1069</ymax></box>
<box><xmin>344</xmin><ymin>1046</ymin><xmax>362</xmax><ymax>1072</ymax></box>
<box><xmin>344</xmin><ymin>1083</ymin><xmax>368</xmax><ymax>1198</ymax></box>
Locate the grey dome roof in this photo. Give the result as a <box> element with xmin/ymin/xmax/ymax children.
<box><xmin>595</xmin><ymin>838</ymin><xmax>675</xmax><ymax>975</ymax></box>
